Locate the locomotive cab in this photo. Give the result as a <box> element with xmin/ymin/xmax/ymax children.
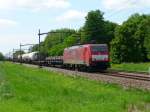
<box><xmin>90</xmin><ymin>44</ymin><xmax>110</xmax><ymax>70</ymax></box>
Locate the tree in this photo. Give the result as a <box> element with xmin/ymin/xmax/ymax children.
<box><xmin>44</xmin><ymin>28</ymin><xmax>76</xmax><ymax>56</ymax></box>
<box><xmin>64</xmin><ymin>33</ymin><xmax>80</xmax><ymax>47</ymax></box>
<box><xmin>48</xmin><ymin>44</ymin><xmax>66</xmax><ymax>56</ymax></box>
<box><xmin>104</xmin><ymin>21</ymin><xmax>118</xmax><ymax>46</ymax></box>
<box><xmin>0</xmin><ymin>52</ymin><xmax>4</xmax><ymax>61</ymax></box>
<box><xmin>81</xmin><ymin>10</ymin><xmax>117</xmax><ymax>45</ymax></box>
<box><xmin>143</xmin><ymin>15</ymin><xmax>150</xmax><ymax>60</ymax></box>
<box><xmin>81</xmin><ymin>10</ymin><xmax>105</xmax><ymax>43</ymax></box>
<box><xmin>111</xmin><ymin>14</ymin><xmax>150</xmax><ymax>63</ymax></box>
<box><xmin>48</xmin><ymin>33</ymin><xmax>80</xmax><ymax>56</ymax></box>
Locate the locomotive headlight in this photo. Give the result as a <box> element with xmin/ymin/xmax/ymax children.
<box><xmin>92</xmin><ymin>58</ymin><xmax>96</xmax><ymax>61</ymax></box>
<box><xmin>104</xmin><ymin>56</ymin><xmax>108</xmax><ymax>61</ymax></box>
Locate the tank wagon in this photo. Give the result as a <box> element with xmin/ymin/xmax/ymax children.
<box><xmin>16</xmin><ymin>44</ymin><xmax>110</xmax><ymax>71</ymax></box>
<box><xmin>22</xmin><ymin>52</ymin><xmax>39</xmax><ymax>63</ymax></box>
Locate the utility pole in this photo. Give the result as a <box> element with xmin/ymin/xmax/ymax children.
<box><xmin>37</xmin><ymin>29</ymin><xmax>78</xmax><ymax>67</ymax></box>
<box><xmin>12</xmin><ymin>49</ymin><xmax>14</xmax><ymax>62</ymax></box>
<box><xmin>38</xmin><ymin>29</ymin><xmax>41</xmax><ymax>67</ymax></box>
<box><xmin>20</xmin><ymin>43</ymin><xmax>22</xmax><ymax>64</ymax></box>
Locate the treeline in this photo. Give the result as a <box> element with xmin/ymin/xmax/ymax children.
<box><xmin>0</xmin><ymin>52</ymin><xmax>4</xmax><ymax>61</ymax></box>
<box><xmin>31</xmin><ymin>10</ymin><xmax>150</xmax><ymax>63</ymax></box>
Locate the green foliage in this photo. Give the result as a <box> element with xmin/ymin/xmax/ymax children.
<box><xmin>0</xmin><ymin>62</ymin><xmax>150</xmax><ymax>112</ymax></box>
<box><xmin>81</xmin><ymin>10</ymin><xmax>117</xmax><ymax>44</ymax></box>
<box><xmin>44</xmin><ymin>28</ymin><xmax>76</xmax><ymax>55</ymax></box>
<box><xmin>143</xmin><ymin>15</ymin><xmax>150</xmax><ymax>59</ymax></box>
<box><xmin>111</xmin><ymin>14</ymin><xmax>150</xmax><ymax>63</ymax></box>
<box><xmin>64</xmin><ymin>34</ymin><xmax>80</xmax><ymax>47</ymax></box>
<box><xmin>48</xmin><ymin>34</ymin><xmax>80</xmax><ymax>56</ymax></box>
<box><xmin>82</xmin><ymin>10</ymin><xmax>105</xmax><ymax>43</ymax></box>
<box><xmin>48</xmin><ymin>44</ymin><xmax>66</xmax><ymax>56</ymax></box>
<box><xmin>104</xmin><ymin>21</ymin><xmax>117</xmax><ymax>46</ymax></box>
<box><xmin>0</xmin><ymin>52</ymin><xmax>4</xmax><ymax>61</ymax></box>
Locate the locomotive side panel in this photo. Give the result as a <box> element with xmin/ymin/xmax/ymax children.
<box><xmin>63</xmin><ymin>46</ymin><xmax>87</xmax><ymax>65</ymax></box>
<box><xmin>84</xmin><ymin>46</ymin><xmax>92</xmax><ymax>66</ymax></box>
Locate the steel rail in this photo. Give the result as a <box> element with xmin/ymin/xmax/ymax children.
<box><xmin>103</xmin><ymin>72</ymin><xmax>150</xmax><ymax>82</ymax></box>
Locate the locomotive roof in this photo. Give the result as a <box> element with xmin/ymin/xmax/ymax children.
<box><xmin>65</xmin><ymin>44</ymin><xmax>107</xmax><ymax>50</ymax></box>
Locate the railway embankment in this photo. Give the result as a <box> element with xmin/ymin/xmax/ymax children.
<box><xmin>22</xmin><ymin>63</ymin><xmax>150</xmax><ymax>90</ymax></box>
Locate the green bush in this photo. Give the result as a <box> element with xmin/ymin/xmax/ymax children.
<box><xmin>0</xmin><ymin>52</ymin><xmax>4</xmax><ymax>61</ymax></box>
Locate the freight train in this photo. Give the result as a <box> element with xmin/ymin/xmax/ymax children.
<box><xmin>14</xmin><ymin>44</ymin><xmax>110</xmax><ymax>71</ymax></box>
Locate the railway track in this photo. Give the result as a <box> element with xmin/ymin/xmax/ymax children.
<box><xmin>104</xmin><ymin>72</ymin><xmax>150</xmax><ymax>82</ymax></box>
<box><xmin>16</xmin><ymin>62</ymin><xmax>150</xmax><ymax>82</ymax></box>
<box><xmin>45</xmin><ymin>64</ymin><xmax>150</xmax><ymax>82</ymax></box>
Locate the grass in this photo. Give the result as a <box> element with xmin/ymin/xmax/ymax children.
<box><xmin>111</xmin><ymin>63</ymin><xmax>150</xmax><ymax>73</ymax></box>
<box><xmin>0</xmin><ymin>62</ymin><xmax>150</xmax><ymax>112</ymax></box>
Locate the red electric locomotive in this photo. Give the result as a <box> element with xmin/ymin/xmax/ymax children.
<box><xmin>63</xmin><ymin>44</ymin><xmax>110</xmax><ymax>70</ymax></box>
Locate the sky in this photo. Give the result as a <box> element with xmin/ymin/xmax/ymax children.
<box><xmin>0</xmin><ymin>0</ymin><xmax>150</xmax><ymax>55</ymax></box>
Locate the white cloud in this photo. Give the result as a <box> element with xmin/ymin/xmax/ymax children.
<box><xmin>102</xmin><ymin>0</ymin><xmax>150</xmax><ymax>11</ymax></box>
<box><xmin>0</xmin><ymin>0</ymin><xmax>70</xmax><ymax>10</ymax></box>
<box><xmin>56</xmin><ymin>10</ymin><xmax>87</xmax><ymax>22</ymax></box>
<box><xmin>0</xmin><ymin>19</ymin><xmax>17</xmax><ymax>28</ymax></box>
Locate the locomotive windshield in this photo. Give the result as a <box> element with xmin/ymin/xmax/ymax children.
<box><xmin>91</xmin><ymin>45</ymin><xmax>108</xmax><ymax>52</ymax></box>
